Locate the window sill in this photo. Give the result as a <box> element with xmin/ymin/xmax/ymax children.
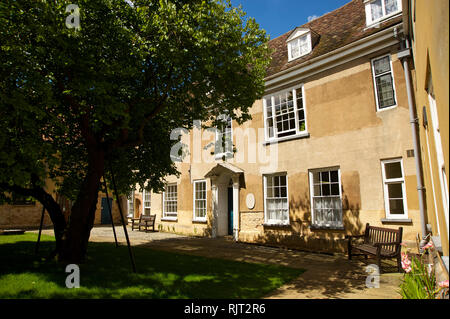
<box><xmin>263</xmin><ymin>132</ymin><xmax>310</xmax><ymax>146</ymax></box>
<box><xmin>192</xmin><ymin>219</ymin><xmax>207</xmax><ymax>224</ymax></box>
<box><xmin>376</xmin><ymin>104</ymin><xmax>398</xmax><ymax>112</ymax></box>
<box><xmin>161</xmin><ymin>217</ymin><xmax>178</xmax><ymax>222</ymax></box>
<box><xmin>310</xmin><ymin>224</ymin><xmax>345</xmax><ymax>231</ymax></box>
<box><xmin>263</xmin><ymin>223</ymin><xmax>290</xmax><ymax>228</ymax></box>
<box><xmin>381</xmin><ymin>218</ymin><xmax>412</xmax><ymax>224</ymax></box>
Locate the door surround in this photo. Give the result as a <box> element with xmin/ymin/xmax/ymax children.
<box><xmin>205</xmin><ymin>163</ymin><xmax>243</xmax><ymax>241</ymax></box>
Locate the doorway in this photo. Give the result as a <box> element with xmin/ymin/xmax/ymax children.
<box><xmin>227</xmin><ymin>187</ymin><xmax>233</xmax><ymax>236</ymax></box>
<box><xmin>101</xmin><ymin>197</ymin><xmax>113</xmax><ymax>225</ymax></box>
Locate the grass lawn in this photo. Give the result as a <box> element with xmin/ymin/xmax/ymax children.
<box><xmin>0</xmin><ymin>233</ymin><xmax>304</xmax><ymax>299</ymax></box>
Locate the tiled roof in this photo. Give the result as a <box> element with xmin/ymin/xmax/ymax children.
<box><xmin>266</xmin><ymin>0</ymin><xmax>403</xmax><ymax>78</ymax></box>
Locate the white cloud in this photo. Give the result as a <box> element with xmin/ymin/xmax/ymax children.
<box><xmin>307</xmin><ymin>15</ymin><xmax>319</xmax><ymax>22</ymax></box>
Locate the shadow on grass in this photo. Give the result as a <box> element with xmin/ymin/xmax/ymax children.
<box><xmin>0</xmin><ymin>234</ymin><xmax>304</xmax><ymax>299</ymax></box>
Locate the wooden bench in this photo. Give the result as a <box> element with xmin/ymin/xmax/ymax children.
<box><xmin>131</xmin><ymin>214</ymin><xmax>156</xmax><ymax>232</ymax></box>
<box><xmin>346</xmin><ymin>223</ymin><xmax>403</xmax><ymax>273</ymax></box>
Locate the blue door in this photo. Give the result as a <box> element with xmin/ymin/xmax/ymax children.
<box><xmin>227</xmin><ymin>188</ymin><xmax>233</xmax><ymax>235</ymax></box>
<box><xmin>101</xmin><ymin>197</ymin><xmax>113</xmax><ymax>225</ymax></box>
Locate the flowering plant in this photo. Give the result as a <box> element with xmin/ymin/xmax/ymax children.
<box><xmin>399</xmin><ymin>242</ymin><xmax>447</xmax><ymax>299</ymax></box>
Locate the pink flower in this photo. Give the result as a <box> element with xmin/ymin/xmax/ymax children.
<box><xmin>438</xmin><ymin>280</ymin><xmax>449</xmax><ymax>288</ymax></box>
<box><xmin>401</xmin><ymin>252</ymin><xmax>412</xmax><ymax>273</ymax></box>
<box><xmin>423</xmin><ymin>242</ymin><xmax>434</xmax><ymax>250</ymax></box>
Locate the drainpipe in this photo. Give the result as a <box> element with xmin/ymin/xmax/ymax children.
<box><xmin>397</xmin><ymin>37</ymin><xmax>428</xmax><ymax>248</ymax></box>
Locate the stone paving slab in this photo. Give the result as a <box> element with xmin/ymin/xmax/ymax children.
<box><xmin>32</xmin><ymin>226</ymin><xmax>403</xmax><ymax>299</ymax></box>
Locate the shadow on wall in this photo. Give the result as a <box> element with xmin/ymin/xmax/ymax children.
<box><xmin>245</xmin><ymin>172</ymin><xmax>365</xmax><ymax>254</ymax></box>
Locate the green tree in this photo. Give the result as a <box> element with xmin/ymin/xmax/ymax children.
<box><xmin>0</xmin><ymin>0</ymin><xmax>270</xmax><ymax>262</ymax></box>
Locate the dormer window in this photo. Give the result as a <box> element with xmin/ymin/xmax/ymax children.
<box><xmin>287</xmin><ymin>28</ymin><xmax>312</xmax><ymax>61</ymax></box>
<box><xmin>365</xmin><ymin>0</ymin><xmax>402</xmax><ymax>26</ymax></box>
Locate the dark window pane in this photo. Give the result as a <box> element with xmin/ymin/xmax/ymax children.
<box><xmin>274</xmin><ymin>187</ymin><xmax>280</xmax><ymax>197</ymax></box>
<box><xmin>385</xmin><ymin>162</ymin><xmax>402</xmax><ymax>179</ymax></box>
<box><xmin>321</xmin><ymin>171</ymin><xmax>330</xmax><ymax>182</ymax></box>
<box><xmin>280</xmin><ymin>175</ymin><xmax>286</xmax><ymax>186</ymax></box>
<box><xmin>281</xmin><ymin>187</ymin><xmax>287</xmax><ymax>197</ymax></box>
<box><xmin>376</xmin><ymin>74</ymin><xmax>396</xmax><ymax>108</ymax></box>
<box><xmin>331</xmin><ymin>183</ymin><xmax>340</xmax><ymax>196</ymax></box>
<box><xmin>388</xmin><ymin>183</ymin><xmax>403</xmax><ymax>199</ymax></box>
<box><xmin>321</xmin><ymin>184</ymin><xmax>330</xmax><ymax>196</ymax></box>
<box><xmin>274</xmin><ymin>176</ymin><xmax>280</xmax><ymax>187</ymax></box>
<box><xmin>330</xmin><ymin>170</ymin><xmax>339</xmax><ymax>182</ymax></box>
<box><xmin>314</xmin><ymin>185</ymin><xmax>321</xmax><ymax>196</ymax></box>
<box><xmin>278</xmin><ymin>130</ymin><xmax>296</xmax><ymax>138</ymax></box>
<box><xmin>389</xmin><ymin>199</ymin><xmax>404</xmax><ymax>214</ymax></box>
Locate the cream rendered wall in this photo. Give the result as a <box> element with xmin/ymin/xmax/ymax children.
<box><xmin>134</xmin><ymin>47</ymin><xmax>422</xmax><ymax>253</ymax></box>
<box><xmin>409</xmin><ymin>0</ymin><xmax>449</xmax><ymax>256</ymax></box>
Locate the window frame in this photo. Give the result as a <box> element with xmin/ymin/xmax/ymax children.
<box><xmin>193</xmin><ymin>179</ymin><xmax>207</xmax><ymax>222</ymax></box>
<box><xmin>365</xmin><ymin>0</ymin><xmax>402</xmax><ymax>26</ymax></box>
<box><xmin>214</xmin><ymin>115</ymin><xmax>233</xmax><ymax>160</ymax></box>
<box><xmin>371</xmin><ymin>54</ymin><xmax>397</xmax><ymax>112</ymax></box>
<box><xmin>127</xmin><ymin>190</ymin><xmax>135</xmax><ymax>218</ymax></box>
<box><xmin>309</xmin><ymin>166</ymin><xmax>344</xmax><ymax>229</ymax></box>
<box><xmin>287</xmin><ymin>32</ymin><xmax>312</xmax><ymax>61</ymax></box>
<box><xmin>162</xmin><ymin>183</ymin><xmax>178</xmax><ymax>220</ymax></box>
<box><xmin>381</xmin><ymin>158</ymin><xmax>409</xmax><ymax>220</ymax></box>
<box><xmin>142</xmin><ymin>189</ymin><xmax>151</xmax><ymax>216</ymax></box>
<box><xmin>262</xmin><ymin>85</ymin><xmax>308</xmax><ymax>143</ymax></box>
<box><xmin>263</xmin><ymin>173</ymin><xmax>290</xmax><ymax>226</ymax></box>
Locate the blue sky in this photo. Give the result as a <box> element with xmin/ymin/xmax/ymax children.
<box><xmin>230</xmin><ymin>0</ymin><xmax>351</xmax><ymax>39</ymax></box>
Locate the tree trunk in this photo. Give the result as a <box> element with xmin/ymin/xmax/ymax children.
<box><xmin>35</xmin><ymin>189</ymin><xmax>67</xmax><ymax>258</ymax></box>
<box><xmin>0</xmin><ymin>183</ymin><xmax>67</xmax><ymax>258</ymax></box>
<box><xmin>59</xmin><ymin>151</ymin><xmax>105</xmax><ymax>263</ymax></box>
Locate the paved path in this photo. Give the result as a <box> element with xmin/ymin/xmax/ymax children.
<box><xmin>34</xmin><ymin>226</ymin><xmax>403</xmax><ymax>299</ymax></box>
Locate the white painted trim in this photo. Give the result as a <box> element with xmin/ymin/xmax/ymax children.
<box><xmin>309</xmin><ymin>166</ymin><xmax>344</xmax><ymax>228</ymax></box>
<box><xmin>364</xmin><ymin>0</ymin><xmax>402</xmax><ymax>27</ymax></box>
<box><xmin>381</xmin><ymin>158</ymin><xmax>409</xmax><ymax>220</ymax></box>
<box><xmin>193</xmin><ymin>179</ymin><xmax>208</xmax><ymax>222</ymax></box>
<box><xmin>214</xmin><ymin>115</ymin><xmax>233</xmax><ymax>160</ymax></box>
<box><xmin>162</xmin><ymin>183</ymin><xmax>177</xmax><ymax>219</ymax></box>
<box><xmin>263</xmin><ymin>173</ymin><xmax>290</xmax><ymax>226</ymax></box>
<box><xmin>265</xmin><ymin>24</ymin><xmax>402</xmax><ymax>89</ymax></box>
<box><xmin>127</xmin><ymin>190</ymin><xmax>135</xmax><ymax>218</ymax></box>
<box><xmin>286</xmin><ymin>27</ymin><xmax>310</xmax><ymax>42</ymax></box>
<box><xmin>262</xmin><ymin>84</ymin><xmax>308</xmax><ymax>144</ymax></box>
<box><xmin>287</xmin><ymin>32</ymin><xmax>312</xmax><ymax>62</ymax></box>
<box><xmin>371</xmin><ymin>54</ymin><xmax>398</xmax><ymax>111</ymax></box>
<box><xmin>142</xmin><ymin>189</ymin><xmax>151</xmax><ymax>216</ymax></box>
<box><xmin>232</xmin><ymin>178</ymin><xmax>240</xmax><ymax>241</ymax></box>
